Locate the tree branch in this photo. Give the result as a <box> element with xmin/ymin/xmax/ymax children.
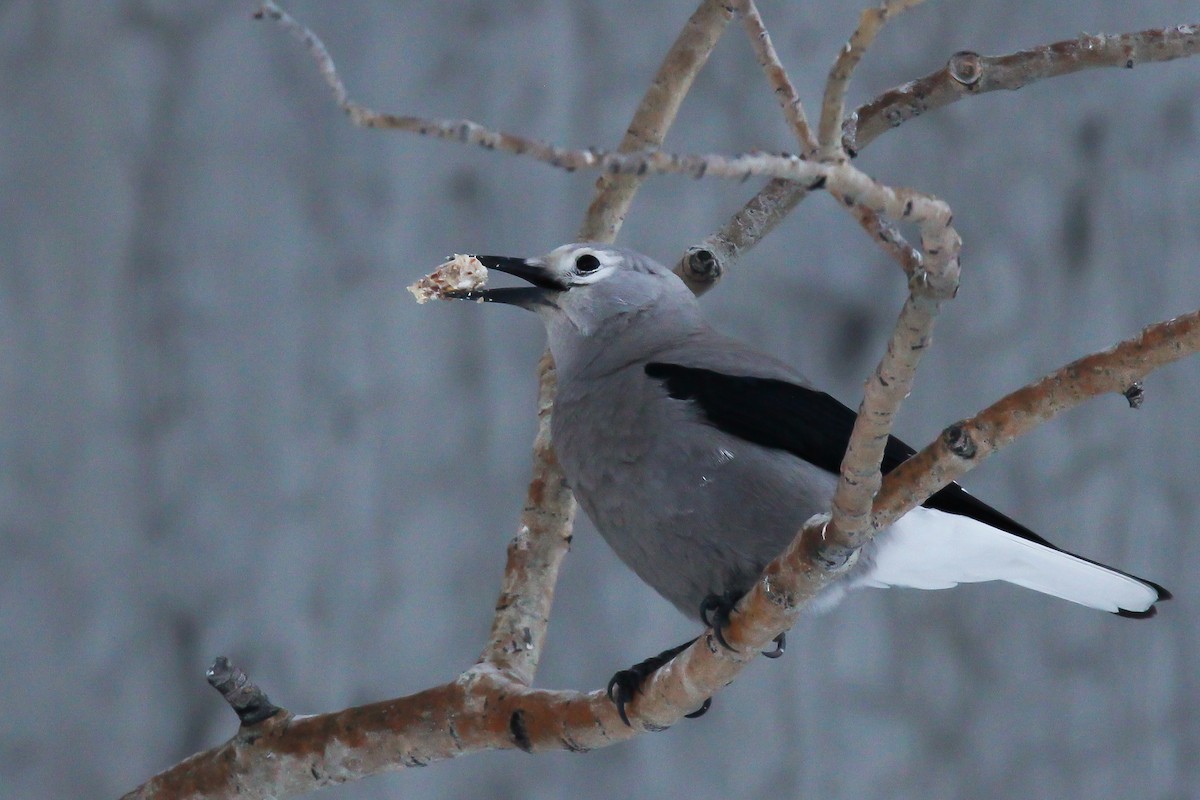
<box><xmin>746</xmin><ymin>0</ymin><xmax>964</xmax><ymax>556</ymax></box>
<box><xmin>675</xmin><ymin>177</ymin><xmax>806</xmax><ymax>295</ymax></box>
<box><xmin>871</xmin><ymin>309</ymin><xmax>1200</xmax><ymax>532</ymax></box>
<box><xmin>578</xmin><ymin>0</ymin><xmax>735</xmax><ymax>242</ymax></box>
<box><xmin>479</xmin><ymin>351</ymin><xmax>576</xmax><ymax>683</ymax></box>
<box><xmin>817</xmin><ymin>0</ymin><xmax>926</xmax><ymax>157</ymax></box>
<box><xmin>848</xmin><ymin>24</ymin><xmax>1200</xmax><ymax>153</ymax></box>
<box><xmin>686</xmin><ymin>21</ymin><xmax>1200</xmax><ymax>283</ymax></box>
<box><xmin>738</xmin><ymin>0</ymin><xmax>814</xmax><ymax>150</ymax></box>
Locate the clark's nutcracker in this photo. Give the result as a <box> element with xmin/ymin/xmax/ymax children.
<box><xmin>445</xmin><ymin>243</ymin><xmax>1168</xmax><ymax>720</ymax></box>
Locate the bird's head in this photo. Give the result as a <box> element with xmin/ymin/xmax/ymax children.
<box><xmin>447</xmin><ymin>243</ymin><xmax>703</xmax><ymax>374</ymax></box>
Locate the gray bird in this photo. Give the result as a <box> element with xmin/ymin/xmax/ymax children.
<box><xmin>445</xmin><ymin>243</ymin><xmax>1167</xmax><ymax>720</ymax></box>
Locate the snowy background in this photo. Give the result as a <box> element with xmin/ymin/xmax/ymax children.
<box><xmin>3</xmin><ymin>1</ymin><xmax>1199</xmax><ymax>798</ymax></box>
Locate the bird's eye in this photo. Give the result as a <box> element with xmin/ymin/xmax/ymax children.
<box><xmin>575</xmin><ymin>253</ymin><xmax>601</xmax><ymax>273</ymax></box>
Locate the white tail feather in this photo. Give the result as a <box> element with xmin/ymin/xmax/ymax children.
<box><xmin>859</xmin><ymin>507</ymin><xmax>1159</xmax><ymax>614</ymax></box>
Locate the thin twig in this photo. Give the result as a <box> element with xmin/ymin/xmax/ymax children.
<box><xmin>675</xmin><ymin>177</ymin><xmax>806</xmax><ymax>295</ymax></box>
<box><xmin>578</xmin><ymin>0</ymin><xmax>735</xmax><ymax>242</ymax></box>
<box><xmin>822</xmin><ymin>178</ymin><xmax>961</xmax><ymax>554</ymax></box>
<box><xmin>870</xmin><ymin>309</ymin><xmax>1200</xmax><ymax>531</ymax></box>
<box><xmin>258</xmin><ymin>1</ymin><xmax>1199</xmax><ymax>193</ymax></box>
<box><xmin>686</xmin><ymin>21</ymin><xmax>1200</xmax><ymax>289</ymax></box>
<box><xmin>818</xmin><ymin>0</ymin><xmax>926</xmax><ymax>157</ymax></box>
<box><xmin>739</xmin><ymin>0</ymin><xmax>814</xmax><ymax>151</ymax></box>
<box><xmin>254</xmin><ymin>2</ymin><xmax>348</xmax><ymax>105</ymax></box>
<box><xmin>848</xmin><ymin>24</ymin><xmax>1200</xmax><ymax>153</ymax></box>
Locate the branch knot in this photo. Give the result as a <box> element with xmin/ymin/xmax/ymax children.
<box><xmin>942</xmin><ymin>422</ymin><xmax>978</xmax><ymax>460</ymax></box>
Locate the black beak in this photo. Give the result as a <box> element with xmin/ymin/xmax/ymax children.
<box><xmin>445</xmin><ymin>255</ymin><xmax>564</xmax><ymax>308</ymax></box>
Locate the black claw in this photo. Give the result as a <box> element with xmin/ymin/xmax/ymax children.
<box><xmin>684</xmin><ymin>697</ymin><xmax>712</xmax><ymax>718</ymax></box>
<box><xmin>698</xmin><ymin>590</ymin><xmax>742</xmax><ymax>652</ymax></box>
<box><xmin>762</xmin><ymin>632</ymin><xmax>786</xmax><ymax>659</ymax></box>
<box><xmin>711</xmin><ymin>621</ymin><xmax>734</xmax><ymax>652</ymax></box>
<box><xmin>606</xmin><ymin>670</ymin><xmax>639</xmax><ymax>726</ymax></box>
<box><xmin>606</xmin><ymin>638</ymin><xmax>711</xmax><ymax>727</ymax></box>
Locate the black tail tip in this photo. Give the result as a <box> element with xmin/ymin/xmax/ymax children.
<box><xmin>1113</xmin><ymin>580</ymin><xmax>1171</xmax><ymax>619</ymax></box>
<box><xmin>1115</xmin><ymin>606</ymin><xmax>1158</xmax><ymax>620</ymax></box>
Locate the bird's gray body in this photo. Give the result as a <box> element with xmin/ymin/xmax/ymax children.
<box><xmin>453</xmin><ymin>243</ymin><xmax>1165</xmax><ymax>622</ymax></box>
<box><xmin>552</xmin><ymin>325</ymin><xmax>839</xmax><ymax>617</ymax></box>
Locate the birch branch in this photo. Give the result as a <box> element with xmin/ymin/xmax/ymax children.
<box><xmin>754</xmin><ymin>0</ymin><xmax>963</xmax><ymax>556</ymax></box>
<box><xmin>820</xmin><ymin>182</ymin><xmax>961</xmax><ymax>556</ymax></box>
<box><xmin>870</xmin><ymin>309</ymin><xmax>1200</xmax><ymax>532</ymax></box>
<box><xmin>479</xmin><ymin>350</ymin><xmax>575</xmax><ymax>683</ymax></box>
<box><xmin>486</xmin><ymin>0</ymin><xmax>734</xmax><ymax>676</ymax></box>
<box><xmin>578</xmin><ymin>0</ymin><xmax>735</xmax><ymax>242</ymax></box>
<box><xmin>677</xmin><ymin>0</ymin><xmax>926</xmax><ymax>290</ymax></box>
<box><xmin>676</xmin><ymin>177</ymin><xmax>806</xmax><ymax>295</ymax></box>
<box><xmin>817</xmin><ymin>0</ymin><xmax>926</xmax><ymax>157</ymax></box>
<box><xmin>689</xmin><ymin>22</ymin><xmax>1200</xmax><ymax>283</ymax></box>
<box><xmin>848</xmin><ymin>24</ymin><xmax>1200</xmax><ymax>153</ymax></box>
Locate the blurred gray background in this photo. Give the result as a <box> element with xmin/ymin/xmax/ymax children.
<box><xmin>3</xmin><ymin>1</ymin><xmax>1198</xmax><ymax>798</ymax></box>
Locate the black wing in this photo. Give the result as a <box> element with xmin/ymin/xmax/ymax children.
<box><xmin>646</xmin><ymin>362</ymin><xmax>1055</xmax><ymax>547</ymax></box>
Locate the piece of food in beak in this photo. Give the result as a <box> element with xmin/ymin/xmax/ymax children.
<box><xmin>408</xmin><ymin>254</ymin><xmax>489</xmax><ymax>304</ymax></box>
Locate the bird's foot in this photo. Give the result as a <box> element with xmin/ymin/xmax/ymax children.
<box><xmin>606</xmin><ymin>638</ymin><xmax>712</xmax><ymax>726</ymax></box>
<box><xmin>699</xmin><ymin>592</ymin><xmax>787</xmax><ymax>659</ymax></box>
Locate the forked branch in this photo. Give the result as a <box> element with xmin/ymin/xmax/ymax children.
<box><xmin>687</xmin><ymin>21</ymin><xmax>1200</xmax><ymax>285</ymax></box>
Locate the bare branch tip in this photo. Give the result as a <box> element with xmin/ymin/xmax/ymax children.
<box><xmin>252</xmin><ymin>2</ymin><xmax>277</xmax><ymax>21</ymax></box>
<box><xmin>207</xmin><ymin>656</ymin><xmax>283</xmax><ymax>726</ymax></box>
<box><xmin>253</xmin><ymin>1</ymin><xmax>283</xmax><ymax>23</ymax></box>
<box><xmin>684</xmin><ymin>247</ymin><xmax>722</xmax><ymax>283</ymax></box>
